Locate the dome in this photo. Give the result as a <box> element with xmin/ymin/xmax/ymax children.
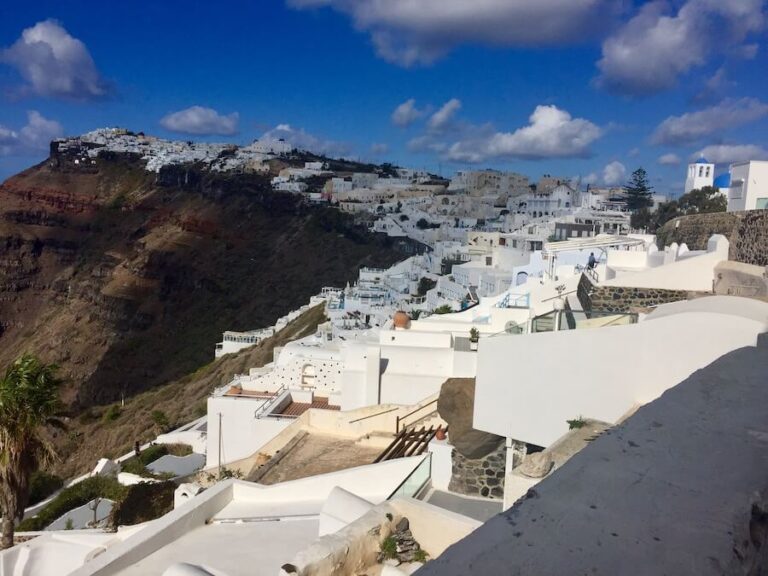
<box><xmin>713</xmin><ymin>173</ymin><xmax>731</xmax><ymax>188</ymax></box>
<box><xmin>393</xmin><ymin>310</ymin><xmax>411</xmax><ymax>329</ymax></box>
<box><xmin>695</xmin><ymin>156</ymin><xmax>710</xmax><ymax>164</ymax></box>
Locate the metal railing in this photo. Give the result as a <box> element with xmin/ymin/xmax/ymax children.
<box><xmin>254</xmin><ymin>385</ymin><xmax>286</xmax><ymax>418</ymax></box>
<box><xmin>396</xmin><ymin>398</ymin><xmax>438</xmax><ymax>433</ymax></box>
<box><xmin>348</xmin><ymin>406</ymin><xmax>399</xmax><ymax>425</ymax></box>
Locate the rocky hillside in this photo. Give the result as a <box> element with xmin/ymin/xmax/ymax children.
<box><xmin>0</xmin><ymin>152</ymin><xmax>402</xmax><ymax>409</ymax></box>
<box><xmin>53</xmin><ymin>304</ymin><xmax>328</xmax><ymax>479</ymax></box>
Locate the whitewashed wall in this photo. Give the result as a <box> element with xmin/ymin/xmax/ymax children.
<box><xmin>474</xmin><ymin>298</ymin><xmax>768</xmax><ymax>447</ymax></box>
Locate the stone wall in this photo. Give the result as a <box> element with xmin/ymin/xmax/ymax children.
<box><xmin>577</xmin><ymin>273</ymin><xmax>689</xmax><ymax>314</ymax></box>
<box><xmin>588</xmin><ymin>285</ymin><xmax>691</xmax><ymax>314</ymax></box>
<box><xmin>448</xmin><ymin>440</ymin><xmax>506</xmax><ymax>499</ymax></box>
<box><xmin>657</xmin><ymin>210</ymin><xmax>768</xmax><ymax>266</ymax></box>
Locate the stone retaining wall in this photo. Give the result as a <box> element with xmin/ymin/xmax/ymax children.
<box><xmin>448</xmin><ymin>440</ymin><xmax>506</xmax><ymax>499</ymax></box>
<box><xmin>578</xmin><ymin>273</ymin><xmax>693</xmax><ymax>314</ymax></box>
<box><xmin>657</xmin><ymin>210</ymin><xmax>768</xmax><ymax>266</ymax></box>
<box><xmin>588</xmin><ymin>285</ymin><xmax>690</xmax><ymax>314</ymax></box>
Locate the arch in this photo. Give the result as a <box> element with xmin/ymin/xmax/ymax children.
<box><xmin>301</xmin><ymin>364</ymin><xmax>316</xmax><ymax>389</ymax></box>
<box><xmin>515</xmin><ymin>271</ymin><xmax>529</xmax><ymax>286</ymax></box>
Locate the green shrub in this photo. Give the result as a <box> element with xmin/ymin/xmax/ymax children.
<box><xmin>28</xmin><ymin>471</ymin><xmax>64</xmax><ymax>506</ymax></box>
<box><xmin>119</xmin><ymin>444</ymin><xmax>170</xmax><ymax>476</ymax></box>
<box><xmin>414</xmin><ymin>549</ymin><xmax>428</xmax><ymax>563</ymax></box>
<box><xmin>567</xmin><ymin>416</ymin><xmax>587</xmax><ymax>430</ymax></box>
<box><xmin>151</xmin><ymin>410</ymin><xmax>170</xmax><ymax>430</ymax></box>
<box><xmin>109</xmin><ymin>481</ymin><xmax>175</xmax><ymax>527</ymax></box>
<box><xmin>18</xmin><ymin>476</ymin><xmax>128</xmax><ymax>531</ymax></box>
<box><xmin>432</xmin><ymin>305</ymin><xmax>453</xmax><ymax>315</ymax></box>
<box><xmin>380</xmin><ymin>536</ymin><xmax>397</xmax><ymax>560</ymax></box>
<box><xmin>103</xmin><ymin>405</ymin><xmax>121</xmax><ymax>422</ymax></box>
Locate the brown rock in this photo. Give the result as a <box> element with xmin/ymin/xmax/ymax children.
<box><xmin>518</xmin><ymin>452</ymin><xmax>554</xmax><ymax>478</ymax></box>
<box><xmin>437</xmin><ymin>378</ymin><xmax>505</xmax><ymax>459</ymax></box>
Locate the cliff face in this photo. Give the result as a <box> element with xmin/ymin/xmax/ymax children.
<box><xmin>0</xmin><ymin>154</ymin><xmax>401</xmax><ymax>407</ymax></box>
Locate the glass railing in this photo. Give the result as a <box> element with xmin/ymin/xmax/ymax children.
<box><xmin>558</xmin><ymin>309</ymin><xmax>637</xmax><ymax>331</ymax></box>
<box><xmin>388</xmin><ymin>453</ymin><xmax>432</xmax><ymax>500</ymax></box>
<box><xmin>490</xmin><ymin>309</ymin><xmax>638</xmax><ymax>338</ymax></box>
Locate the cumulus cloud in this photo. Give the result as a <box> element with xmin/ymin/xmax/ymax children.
<box><xmin>1</xmin><ymin>19</ymin><xmax>109</xmax><ymax>100</ymax></box>
<box><xmin>446</xmin><ymin>105</ymin><xmax>602</xmax><ymax>162</ymax></box>
<box><xmin>652</xmin><ymin>98</ymin><xmax>768</xmax><ymax>145</ymax></box>
<box><xmin>260</xmin><ymin>124</ymin><xmax>349</xmax><ymax>156</ymax></box>
<box><xmin>602</xmin><ymin>161</ymin><xmax>626</xmax><ymax>185</ymax></box>
<box><xmin>0</xmin><ymin>110</ymin><xmax>63</xmax><ymax>156</ymax></box>
<box><xmin>583</xmin><ymin>172</ymin><xmax>599</xmax><ymax>186</ymax></box>
<box><xmin>391</xmin><ymin>99</ymin><xmax>424</xmax><ymax>127</ymax></box>
<box><xmin>428</xmin><ymin>99</ymin><xmax>461</xmax><ymax>131</ymax></box>
<box><xmin>288</xmin><ymin>0</ymin><xmax>619</xmax><ymax>66</ymax></box>
<box><xmin>694</xmin><ymin>144</ymin><xmax>768</xmax><ymax>164</ymax></box>
<box><xmin>160</xmin><ymin>106</ymin><xmax>239</xmax><ymax>136</ymax></box>
<box><xmin>658</xmin><ymin>153</ymin><xmax>681</xmax><ymax>166</ymax></box>
<box><xmin>597</xmin><ymin>0</ymin><xmax>766</xmax><ymax>95</ymax></box>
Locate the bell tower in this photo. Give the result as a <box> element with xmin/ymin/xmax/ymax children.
<box><xmin>684</xmin><ymin>157</ymin><xmax>714</xmax><ymax>194</ymax></box>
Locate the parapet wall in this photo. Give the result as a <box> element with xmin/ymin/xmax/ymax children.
<box><xmin>657</xmin><ymin>210</ymin><xmax>768</xmax><ymax>266</ymax></box>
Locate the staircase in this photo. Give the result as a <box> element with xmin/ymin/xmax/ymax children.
<box><xmin>373</xmin><ymin>424</ymin><xmax>448</xmax><ymax>463</ymax></box>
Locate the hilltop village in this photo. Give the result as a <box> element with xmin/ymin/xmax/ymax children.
<box><xmin>3</xmin><ymin>129</ymin><xmax>768</xmax><ymax>575</ymax></box>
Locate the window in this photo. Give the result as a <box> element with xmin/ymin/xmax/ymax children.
<box><xmin>699</xmin><ymin>166</ymin><xmax>704</xmax><ymax>177</ymax></box>
<box><xmin>485</xmin><ymin>256</ymin><xmax>493</xmax><ymax>266</ymax></box>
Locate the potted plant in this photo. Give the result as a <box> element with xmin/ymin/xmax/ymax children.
<box><xmin>469</xmin><ymin>327</ymin><xmax>479</xmax><ymax>351</ymax></box>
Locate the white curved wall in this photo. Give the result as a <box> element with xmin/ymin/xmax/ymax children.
<box><xmin>474</xmin><ymin>299</ymin><xmax>768</xmax><ymax>447</ymax></box>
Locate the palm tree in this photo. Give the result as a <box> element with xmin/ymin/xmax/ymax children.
<box><xmin>0</xmin><ymin>354</ymin><xmax>63</xmax><ymax>549</ymax></box>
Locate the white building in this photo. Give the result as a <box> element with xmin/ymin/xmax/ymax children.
<box><xmin>473</xmin><ymin>296</ymin><xmax>767</xmax><ymax>450</ymax></box>
<box><xmin>725</xmin><ymin>160</ymin><xmax>768</xmax><ymax>211</ymax></box>
<box><xmin>684</xmin><ymin>157</ymin><xmax>714</xmax><ymax>194</ymax></box>
<box><xmin>249</xmin><ymin>138</ymin><xmax>292</xmax><ymax>155</ymax></box>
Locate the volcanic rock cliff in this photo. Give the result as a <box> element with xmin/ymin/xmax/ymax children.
<box><xmin>0</xmin><ymin>152</ymin><xmax>402</xmax><ymax>409</ymax></box>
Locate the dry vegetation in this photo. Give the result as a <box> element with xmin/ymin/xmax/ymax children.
<box><xmin>50</xmin><ymin>304</ymin><xmax>327</xmax><ymax>479</ymax></box>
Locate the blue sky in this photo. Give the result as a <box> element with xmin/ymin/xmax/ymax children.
<box><xmin>1</xmin><ymin>0</ymin><xmax>767</xmax><ymax>195</ymax></box>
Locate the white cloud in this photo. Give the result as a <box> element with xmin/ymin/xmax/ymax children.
<box><xmin>370</xmin><ymin>142</ymin><xmax>389</xmax><ymax>155</ymax></box>
<box><xmin>1</xmin><ymin>19</ymin><xmax>109</xmax><ymax>100</ymax></box>
<box><xmin>694</xmin><ymin>144</ymin><xmax>768</xmax><ymax>164</ymax></box>
<box><xmin>658</xmin><ymin>153</ymin><xmax>681</xmax><ymax>166</ymax></box>
<box><xmin>446</xmin><ymin>105</ymin><xmax>602</xmax><ymax>162</ymax></box>
<box><xmin>652</xmin><ymin>98</ymin><xmax>768</xmax><ymax>145</ymax></box>
<box><xmin>597</xmin><ymin>0</ymin><xmax>766</xmax><ymax>95</ymax></box>
<box><xmin>288</xmin><ymin>0</ymin><xmax>619</xmax><ymax>66</ymax></box>
<box><xmin>583</xmin><ymin>172</ymin><xmax>599</xmax><ymax>186</ymax></box>
<box><xmin>391</xmin><ymin>99</ymin><xmax>424</xmax><ymax>127</ymax></box>
<box><xmin>160</xmin><ymin>106</ymin><xmax>239</xmax><ymax>136</ymax></box>
<box><xmin>407</xmin><ymin>134</ymin><xmax>449</xmax><ymax>154</ymax></box>
<box><xmin>0</xmin><ymin>111</ymin><xmax>63</xmax><ymax>156</ymax></box>
<box><xmin>428</xmin><ymin>99</ymin><xmax>461</xmax><ymax>131</ymax></box>
<box><xmin>602</xmin><ymin>161</ymin><xmax>626</xmax><ymax>185</ymax></box>
<box><xmin>260</xmin><ymin>124</ymin><xmax>348</xmax><ymax>156</ymax></box>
